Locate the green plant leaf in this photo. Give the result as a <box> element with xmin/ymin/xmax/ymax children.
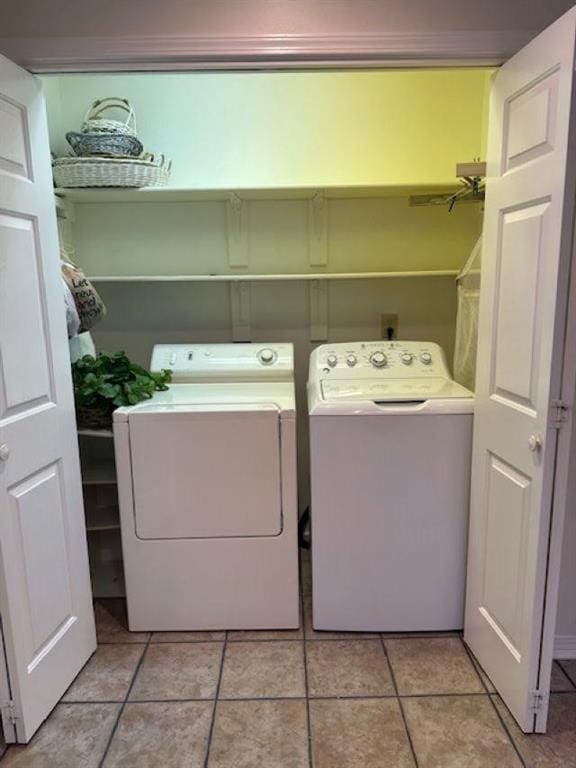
<box><xmin>72</xmin><ymin>352</ymin><xmax>171</xmax><ymax>414</ymax></box>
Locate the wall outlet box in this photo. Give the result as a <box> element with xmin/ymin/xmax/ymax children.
<box><xmin>380</xmin><ymin>314</ymin><xmax>398</xmax><ymax>340</ymax></box>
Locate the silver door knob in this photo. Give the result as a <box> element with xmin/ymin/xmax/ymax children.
<box><xmin>528</xmin><ymin>434</ymin><xmax>542</xmax><ymax>452</ymax></box>
<box><xmin>0</xmin><ymin>444</ymin><xmax>9</xmax><ymax>462</ymax></box>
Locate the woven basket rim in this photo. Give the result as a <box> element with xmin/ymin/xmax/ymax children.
<box><xmin>54</xmin><ymin>156</ymin><xmax>168</xmax><ymax>168</ymax></box>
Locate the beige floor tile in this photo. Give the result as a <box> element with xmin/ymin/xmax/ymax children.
<box><xmin>386</xmin><ymin>637</ymin><xmax>484</xmax><ymax>695</ymax></box>
<box><xmin>129</xmin><ymin>642</ymin><xmax>223</xmax><ymax>701</ymax></box>
<box><xmin>303</xmin><ymin>595</ymin><xmax>378</xmax><ymax>640</ymax></box>
<box><xmin>559</xmin><ymin>659</ymin><xmax>576</xmax><ymax>686</ymax></box>
<box><xmin>306</xmin><ymin>639</ymin><xmax>394</xmax><ymax>698</ymax></box>
<box><xmin>551</xmin><ymin>661</ymin><xmax>575</xmax><ymax>692</ymax></box>
<box><xmin>151</xmin><ymin>631</ymin><xmax>226</xmax><ymax>642</ymax></box>
<box><xmin>403</xmin><ymin>695</ymin><xmax>521</xmax><ymax>768</ymax></box>
<box><xmin>220</xmin><ymin>641</ymin><xmax>305</xmax><ymax>699</ymax></box>
<box><xmin>468</xmin><ymin>651</ymin><xmax>497</xmax><ymax>693</ymax></box>
<box><xmin>208</xmin><ymin>699</ymin><xmax>308</xmax><ymax>768</ymax></box>
<box><xmin>227</xmin><ymin>628</ymin><xmax>303</xmax><ymax>640</ymax></box>
<box><xmin>310</xmin><ymin>698</ymin><xmax>415</xmax><ymax>768</ymax></box>
<box><xmin>493</xmin><ymin>693</ymin><xmax>576</xmax><ymax>768</ymax></box>
<box><xmin>63</xmin><ymin>644</ymin><xmax>144</xmax><ymax>702</ymax></box>
<box><xmin>95</xmin><ymin>600</ymin><xmax>150</xmax><ymax>644</ymax></box>
<box><xmin>3</xmin><ymin>703</ymin><xmax>120</xmax><ymax>768</ymax></box>
<box><xmin>103</xmin><ymin>701</ymin><xmax>213</xmax><ymax>768</ymax></box>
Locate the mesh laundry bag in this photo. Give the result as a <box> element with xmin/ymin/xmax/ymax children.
<box><xmin>453</xmin><ymin>236</ymin><xmax>482</xmax><ymax>391</ymax></box>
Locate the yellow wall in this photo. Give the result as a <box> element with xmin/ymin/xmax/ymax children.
<box><xmin>70</xmin><ymin>197</ymin><xmax>482</xmax><ymax>277</ymax></box>
<box><xmin>43</xmin><ymin>69</ymin><xmax>490</xmax><ymax>190</ymax></box>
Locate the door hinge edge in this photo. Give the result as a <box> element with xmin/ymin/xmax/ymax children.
<box><xmin>530</xmin><ymin>689</ymin><xmax>544</xmax><ymax>712</ymax></box>
<box><xmin>2</xmin><ymin>700</ymin><xmax>18</xmax><ymax>725</ymax></box>
<box><xmin>551</xmin><ymin>399</ymin><xmax>569</xmax><ymax>428</ymax></box>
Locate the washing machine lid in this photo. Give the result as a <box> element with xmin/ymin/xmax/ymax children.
<box><xmin>127</xmin><ymin>404</ymin><xmax>283</xmax><ymax>540</ymax></box>
<box><xmin>321</xmin><ymin>377</ymin><xmax>473</xmax><ymax>402</ymax></box>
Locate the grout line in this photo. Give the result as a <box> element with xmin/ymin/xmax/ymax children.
<box><xmin>380</xmin><ymin>637</ymin><xmax>420</xmax><ymax>768</ymax></box>
<box><xmin>300</xmin><ymin>562</ymin><xmax>314</xmax><ymax>768</ymax></box>
<box><xmin>203</xmin><ymin>630</ymin><xmax>228</xmax><ymax>768</ymax></box>
<box><xmin>548</xmin><ymin>689</ymin><xmax>576</xmax><ymax>695</ymax></box>
<box><xmin>48</xmin><ymin>691</ymin><xmax>508</xmax><ymax>705</ymax></box>
<box><xmin>98</xmin><ymin>634</ymin><xmax>463</xmax><ymax>644</ymax></box>
<box><xmin>460</xmin><ymin>638</ymin><xmax>527</xmax><ymax>768</ymax></box>
<box><xmin>97</xmin><ymin>633</ymin><xmax>152</xmax><ymax>768</ymax></box>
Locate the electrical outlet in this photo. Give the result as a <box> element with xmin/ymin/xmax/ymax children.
<box><xmin>380</xmin><ymin>314</ymin><xmax>398</xmax><ymax>341</ymax></box>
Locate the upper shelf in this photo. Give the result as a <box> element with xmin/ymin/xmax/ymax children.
<box><xmin>54</xmin><ymin>184</ymin><xmax>462</xmax><ymax>205</ymax></box>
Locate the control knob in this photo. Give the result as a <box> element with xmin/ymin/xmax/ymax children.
<box><xmin>326</xmin><ymin>353</ymin><xmax>338</xmax><ymax>368</ymax></box>
<box><xmin>346</xmin><ymin>353</ymin><xmax>357</xmax><ymax>367</ymax></box>
<box><xmin>370</xmin><ymin>351</ymin><xmax>388</xmax><ymax>368</ymax></box>
<box><xmin>258</xmin><ymin>348</ymin><xmax>277</xmax><ymax>365</ymax></box>
<box><xmin>420</xmin><ymin>352</ymin><xmax>432</xmax><ymax>365</ymax></box>
<box><xmin>401</xmin><ymin>352</ymin><xmax>413</xmax><ymax>365</ymax></box>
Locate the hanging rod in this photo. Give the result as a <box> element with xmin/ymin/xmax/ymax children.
<box><xmin>86</xmin><ymin>270</ymin><xmax>459</xmax><ymax>283</ymax></box>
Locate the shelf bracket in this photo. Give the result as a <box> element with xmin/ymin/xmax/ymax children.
<box><xmin>229</xmin><ymin>280</ymin><xmax>251</xmax><ymax>341</ymax></box>
<box><xmin>226</xmin><ymin>193</ymin><xmax>249</xmax><ymax>268</ymax></box>
<box><xmin>309</xmin><ymin>279</ymin><xmax>328</xmax><ymax>342</ymax></box>
<box><xmin>308</xmin><ymin>191</ymin><xmax>328</xmax><ymax>267</ymax></box>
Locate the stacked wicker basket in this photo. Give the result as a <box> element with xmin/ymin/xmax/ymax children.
<box><xmin>53</xmin><ymin>97</ymin><xmax>171</xmax><ymax>188</ymax></box>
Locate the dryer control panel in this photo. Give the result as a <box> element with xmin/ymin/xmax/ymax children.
<box><xmin>151</xmin><ymin>343</ymin><xmax>294</xmax><ymax>382</ymax></box>
<box><xmin>309</xmin><ymin>341</ymin><xmax>451</xmax><ymax>383</ymax></box>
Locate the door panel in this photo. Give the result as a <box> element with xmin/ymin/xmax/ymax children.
<box><xmin>493</xmin><ymin>202</ymin><xmax>549</xmax><ymax>408</ymax></box>
<box><xmin>0</xmin><ymin>54</ymin><xmax>96</xmax><ymax>743</ymax></box>
<box><xmin>0</xmin><ymin>214</ymin><xmax>53</xmax><ymax>417</ymax></box>
<box><xmin>128</xmin><ymin>407</ymin><xmax>282</xmax><ymax>539</ymax></box>
<box><xmin>481</xmin><ymin>454</ymin><xmax>531</xmax><ymax>654</ymax></box>
<box><xmin>465</xmin><ymin>8</ymin><xmax>576</xmax><ymax>733</ymax></box>
<box><xmin>8</xmin><ymin>464</ymin><xmax>74</xmax><ymax>653</ymax></box>
<box><xmin>503</xmin><ymin>71</ymin><xmax>558</xmax><ymax>171</ymax></box>
<box><xmin>0</xmin><ymin>94</ymin><xmax>31</xmax><ymax>179</ymax></box>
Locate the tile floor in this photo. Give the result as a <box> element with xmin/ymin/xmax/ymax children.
<box><xmin>3</xmin><ymin>553</ymin><xmax>576</xmax><ymax>767</ymax></box>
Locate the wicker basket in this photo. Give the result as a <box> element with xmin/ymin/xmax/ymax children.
<box><xmin>53</xmin><ymin>154</ymin><xmax>172</xmax><ymax>188</ymax></box>
<box><xmin>66</xmin><ymin>131</ymin><xmax>143</xmax><ymax>158</ymax></box>
<box><xmin>76</xmin><ymin>406</ymin><xmax>113</xmax><ymax>431</ymax></box>
<box><xmin>81</xmin><ymin>97</ymin><xmax>137</xmax><ymax>137</ymax></box>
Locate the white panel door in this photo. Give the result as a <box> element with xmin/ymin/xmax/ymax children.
<box><xmin>464</xmin><ymin>8</ymin><xmax>576</xmax><ymax>733</ymax></box>
<box><xmin>0</xmin><ymin>54</ymin><xmax>96</xmax><ymax>742</ymax></box>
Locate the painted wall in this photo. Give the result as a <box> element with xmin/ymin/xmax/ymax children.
<box><xmin>2</xmin><ymin>0</ymin><xmax>574</xmax><ymax>41</ymax></box>
<box><xmin>44</xmin><ymin>70</ymin><xmax>490</xmax><ymax>190</ymax></box>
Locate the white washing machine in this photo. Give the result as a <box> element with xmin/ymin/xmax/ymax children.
<box><xmin>308</xmin><ymin>341</ymin><xmax>474</xmax><ymax>632</ymax></box>
<box><xmin>114</xmin><ymin>343</ymin><xmax>299</xmax><ymax>631</ymax></box>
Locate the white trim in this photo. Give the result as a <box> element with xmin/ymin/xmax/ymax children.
<box><xmin>0</xmin><ymin>30</ymin><xmax>532</xmax><ymax>73</ymax></box>
<box><xmin>554</xmin><ymin>635</ymin><xmax>576</xmax><ymax>659</ymax></box>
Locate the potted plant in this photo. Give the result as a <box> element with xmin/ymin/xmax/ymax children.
<box><xmin>72</xmin><ymin>351</ymin><xmax>172</xmax><ymax>430</ymax></box>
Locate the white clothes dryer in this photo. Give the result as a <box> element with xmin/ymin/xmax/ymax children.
<box><xmin>308</xmin><ymin>341</ymin><xmax>474</xmax><ymax>632</ymax></box>
<box><xmin>114</xmin><ymin>343</ymin><xmax>299</xmax><ymax>631</ymax></box>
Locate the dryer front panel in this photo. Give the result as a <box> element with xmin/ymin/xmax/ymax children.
<box><xmin>128</xmin><ymin>405</ymin><xmax>282</xmax><ymax>539</ymax></box>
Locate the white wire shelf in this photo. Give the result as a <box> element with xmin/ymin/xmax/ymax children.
<box><xmin>87</xmin><ymin>270</ymin><xmax>459</xmax><ymax>283</ymax></box>
<box><xmin>78</xmin><ymin>428</ymin><xmax>114</xmax><ymax>438</ymax></box>
<box><xmin>55</xmin><ymin>183</ymin><xmax>461</xmax><ymax>204</ymax></box>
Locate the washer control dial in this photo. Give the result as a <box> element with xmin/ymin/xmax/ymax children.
<box><xmin>258</xmin><ymin>348</ymin><xmax>277</xmax><ymax>365</ymax></box>
<box><xmin>420</xmin><ymin>352</ymin><xmax>432</xmax><ymax>365</ymax></box>
<box><xmin>326</xmin><ymin>353</ymin><xmax>338</xmax><ymax>368</ymax></box>
<box><xmin>346</xmin><ymin>353</ymin><xmax>358</xmax><ymax>367</ymax></box>
<box><xmin>370</xmin><ymin>351</ymin><xmax>388</xmax><ymax>368</ymax></box>
<box><xmin>401</xmin><ymin>352</ymin><xmax>413</xmax><ymax>365</ymax></box>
